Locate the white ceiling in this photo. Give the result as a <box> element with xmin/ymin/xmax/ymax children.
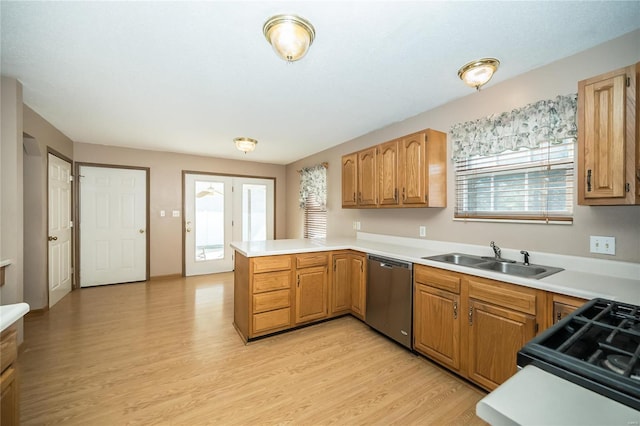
<box><xmin>2</xmin><ymin>1</ymin><xmax>639</xmax><ymax>165</ymax></box>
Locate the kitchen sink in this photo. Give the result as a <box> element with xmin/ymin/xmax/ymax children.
<box><xmin>423</xmin><ymin>253</ymin><xmax>564</xmax><ymax>280</ymax></box>
<box><xmin>426</xmin><ymin>253</ymin><xmax>488</xmax><ymax>267</ymax></box>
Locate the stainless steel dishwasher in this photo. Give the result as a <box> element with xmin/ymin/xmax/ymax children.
<box><xmin>366</xmin><ymin>255</ymin><xmax>413</xmax><ymax>349</ymax></box>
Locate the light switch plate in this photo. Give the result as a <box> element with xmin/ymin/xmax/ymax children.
<box><xmin>172</xmin><ymin>210</ymin><xmax>180</xmax><ymax>218</ymax></box>
<box><xmin>160</xmin><ymin>210</ymin><xmax>166</xmax><ymax>217</ymax></box>
<box><xmin>590</xmin><ymin>236</ymin><xmax>615</xmax><ymax>255</ymax></box>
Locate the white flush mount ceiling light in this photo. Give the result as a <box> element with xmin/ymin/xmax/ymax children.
<box><xmin>263</xmin><ymin>14</ymin><xmax>315</xmax><ymax>62</ymax></box>
<box><xmin>234</xmin><ymin>137</ymin><xmax>258</xmax><ymax>154</ymax></box>
<box><xmin>458</xmin><ymin>58</ymin><xmax>500</xmax><ymax>91</ymax></box>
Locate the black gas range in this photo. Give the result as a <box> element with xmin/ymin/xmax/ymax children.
<box><xmin>518</xmin><ymin>298</ymin><xmax>640</xmax><ymax>411</ymax></box>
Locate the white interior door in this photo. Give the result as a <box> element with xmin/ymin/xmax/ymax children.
<box><xmin>48</xmin><ymin>154</ymin><xmax>72</xmax><ymax>307</ymax></box>
<box><xmin>185</xmin><ymin>174</ymin><xmax>233</xmax><ymax>275</ymax></box>
<box><xmin>80</xmin><ymin>166</ymin><xmax>147</xmax><ymax>287</ymax></box>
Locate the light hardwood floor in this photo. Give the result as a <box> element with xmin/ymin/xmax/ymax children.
<box><xmin>20</xmin><ymin>273</ymin><xmax>488</xmax><ymax>425</ymax></box>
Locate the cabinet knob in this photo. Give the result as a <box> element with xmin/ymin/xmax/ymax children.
<box><xmin>453</xmin><ymin>301</ymin><xmax>458</xmax><ymax>319</ymax></box>
<box><xmin>48</xmin><ymin>236</ymin><xmax>58</xmax><ymax>241</ymax></box>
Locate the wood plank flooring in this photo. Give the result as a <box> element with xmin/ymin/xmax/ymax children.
<box><xmin>20</xmin><ymin>273</ymin><xmax>488</xmax><ymax>425</ymax></box>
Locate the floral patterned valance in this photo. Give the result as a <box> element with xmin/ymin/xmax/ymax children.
<box><xmin>451</xmin><ymin>93</ymin><xmax>578</xmax><ymax>161</ymax></box>
<box><xmin>299</xmin><ymin>163</ymin><xmax>327</xmax><ymax>209</ymax></box>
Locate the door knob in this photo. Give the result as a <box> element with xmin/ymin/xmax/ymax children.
<box><xmin>139</xmin><ymin>229</ymin><xmax>145</xmax><ymax>234</ymax></box>
<box><xmin>48</xmin><ymin>236</ymin><xmax>58</xmax><ymax>241</ymax></box>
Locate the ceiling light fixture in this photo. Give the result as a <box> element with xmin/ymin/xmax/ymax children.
<box><xmin>234</xmin><ymin>137</ymin><xmax>258</xmax><ymax>154</ymax></box>
<box><xmin>263</xmin><ymin>14</ymin><xmax>315</xmax><ymax>62</ymax></box>
<box><xmin>458</xmin><ymin>58</ymin><xmax>500</xmax><ymax>91</ymax></box>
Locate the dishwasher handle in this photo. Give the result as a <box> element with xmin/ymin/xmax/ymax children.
<box><xmin>368</xmin><ymin>255</ymin><xmax>412</xmax><ymax>270</ymax></box>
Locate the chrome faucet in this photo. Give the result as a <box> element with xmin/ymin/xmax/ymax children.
<box><xmin>490</xmin><ymin>241</ymin><xmax>501</xmax><ymax>260</ymax></box>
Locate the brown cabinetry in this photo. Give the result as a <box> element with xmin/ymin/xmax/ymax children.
<box><xmin>295</xmin><ymin>253</ymin><xmax>329</xmax><ymax>323</ymax></box>
<box><xmin>341</xmin><ymin>128</ymin><xmax>447</xmax><ymax>209</ymax></box>
<box><xmin>550</xmin><ymin>293</ymin><xmax>587</xmax><ymax>325</ymax></box>
<box><xmin>578</xmin><ymin>63</ymin><xmax>640</xmax><ymax>205</ymax></box>
<box><xmin>330</xmin><ymin>251</ymin><xmax>366</xmax><ymax>319</ymax></box>
<box><xmin>413</xmin><ymin>265</ymin><xmax>544</xmax><ymax>391</ymax></box>
<box><xmin>1</xmin><ymin>328</ymin><xmax>19</xmax><ymax>426</ymax></box>
<box><xmin>414</xmin><ymin>266</ymin><xmax>461</xmax><ymax>371</ymax></box>
<box><xmin>349</xmin><ymin>252</ymin><xmax>366</xmax><ymax>319</ymax></box>
<box><xmin>357</xmin><ymin>147</ymin><xmax>378</xmax><ymax>206</ymax></box>
<box><xmin>341</xmin><ymin>153</ymin><xmax>358</xmax><ymax>207</ymax></box>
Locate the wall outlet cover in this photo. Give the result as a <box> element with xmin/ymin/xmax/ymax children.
<box><xmin>172</xmin><ymin>210</ymin><xmax>180</xmax><ymax>217</ymax></box>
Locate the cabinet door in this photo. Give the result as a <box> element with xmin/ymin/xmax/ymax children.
<box><xmin>468</xmin><ymin>299</ymin><xmax>536</xmax><ymax>391</ymax></box>
<box><xmin>0</xmin><ymin>366</ymin><xmax>18</xmax><ymax>426</ymax></box>
<box><xmin>581</xmin><ymin>70</ymin><xmax>627</xmax><ymax>199</ymax></box>
<box><xmin>401</xmin><ymin>132</ymin><xmax>427</xmax><ymax>205</ymax></box>
<box><xmin>414</xmin><ymin>283</ymin><xmax>460</xmax><ymax>371</ymax></box>
<box><xmin>350</xmin><ymin>254</ymin><xmax>366</xmax><ymax>318</ymax></box>
<box><xmin>378</xmin><ymin>140</ymin><xmax>399</xmax><ymax>206</ymax></box>
<box><xmin>295</xmin><ymin>266</ymin><xmax>328</xmax><ymax>323</ymax></box>
<box><xmin>358</xmin><ymin>147</ymin><xmax>378</xmax><ymax>206</ymax></box>
<box><xmin>331</xmin><ymin>254</ymin><xmax>351</xmax><ymax>314</ymax></box>
<box><xmin>341</xmin><ymin>153</ymin><xmax>358</xmax><ymax>207</ymax></box>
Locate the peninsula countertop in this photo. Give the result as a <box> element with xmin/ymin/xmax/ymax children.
<box><xmin>230</xmin><ymin>232</ymin><xmax>640</xmax><ymax>305</ymax></box>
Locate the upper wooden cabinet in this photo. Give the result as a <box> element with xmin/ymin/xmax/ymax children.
<box><xmin>578</xmin><ymin>63</ymin><xmax>640</xmax><ymax>205</ymax></box>
<box><xmin>341</xmin><ymin>153</ymin><xmax>358</xmax><ymax>207</ymax></box>
<box><xmin>358</xmin><ymin>147</ymin><xmax>378</xmax><ymax>206</ymax></box>
<box><xmin>342</xmin><ymin>128</ymin><xmax>447</xmax><ymax>209</ymax></box>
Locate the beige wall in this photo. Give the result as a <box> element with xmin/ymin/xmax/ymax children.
<box><xmin>285</xmin><ymin>30</ymin><xmax>640</xmax><ymax>263</ymax></box>
<box><xmin>1</xmin><ymin>77</ymin><xmax>25</xmax><ymax>339</ymax></box>
<box><xmin>22</xmin><ymin>106</ymin><xmax>75</xmax><ymax>310</ymax></box>
<box><xmin>73</xmin><ymin>143</ymin><xmax>287</xmax><ymax>277</ymax></box>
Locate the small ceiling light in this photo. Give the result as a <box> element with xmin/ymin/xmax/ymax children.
<box><xmin>263</xmin><ymin>14</ymin><xmax>315</xmax><ymax>62</ymax></box>
<box><xmin>234</xmin><ymin>137</ymin><xmax>258</xmax><ymax>154</ymax></box>
<box><xmin>458</xmin><ymin>58</ymin><xmax>500</xmax><ymax>91</ymax></box>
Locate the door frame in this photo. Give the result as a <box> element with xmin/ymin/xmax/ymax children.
<box><xmin>181</xmin><ymin>170</ymin><xmax>277</xmax><ymax>277</ymax></box>
<box><xmin>47</xmin><ymin>148</ymin><xmax>74</xmax><ymax>298</ymax></box>
<box><xmin>75</xmin><ymin>162</ymin><xmax>150</xmax><ymax>286</ymax></box>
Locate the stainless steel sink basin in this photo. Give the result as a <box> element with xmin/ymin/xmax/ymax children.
<box><xmin>423</xmin><ymin>253</ymin><xmax>563</xmax><ymax>280</ymax></box>
<box><xmin>425</xmin><ymin>253</ymin><xmax>487</xmax><ymax>267</ymax></box>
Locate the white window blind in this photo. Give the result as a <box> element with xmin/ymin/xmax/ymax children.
<box><xmin>303</xmin><ymin>193</ymin><xmax>327</xmax><ymax>239</ymax></box>
<box><xmin>455</xmin><ymin>140</ymin><xmax>574</xmax><ymax>222</ymax></box>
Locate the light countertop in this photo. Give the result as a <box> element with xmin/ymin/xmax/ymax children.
<box><xmin>231</xmin><ymin>232</ymin><xmax>640</xmax><ymax>305</ymax></box>
<box><xmin>476</xmin><ymin>365</ymin><xmax>640</xmax><ymax>425</ymax></box>
<box><xmin>0</xmin><ymin>302</ymin><xmax>30</xmax><ymax>333</ymax></box>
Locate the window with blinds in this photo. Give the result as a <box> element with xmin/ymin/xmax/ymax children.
<box><xmin>303</xmin><ymin>193</ymin><xmax>327</xmax><ymax>238</ymax></box>
<box><xmin>455</xmin><ymin>140</ymin><xmax>574</xmax><ymax>222</ymax></box>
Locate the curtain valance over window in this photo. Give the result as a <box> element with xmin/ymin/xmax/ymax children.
<box><xmin>299</xmin><ymin>163</ymin><xmax>327</xmax><ymax>209</ymax></box>
<box><xmin>451</xmin><ymin>94</ymin><xmax>578</xmax><ymax>161</ymax></box>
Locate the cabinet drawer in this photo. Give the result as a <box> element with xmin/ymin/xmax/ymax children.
<box><xmin>468</xmin><ymin>277</ymin><xmax>537</xmax><ymax>315</ymax></box>
<box><xmin>253</xmin><ymin>308</ymin><xmax>291</xmax><ymax>334</ymax></box>
<box><xmin>296</xmin><ymin>253</ymin><xmax>329</xmax><ymax>269</ymax></box>
<box><xmin>252</xmin><ymin>255</ymin><xmax>292</xmax><ymax>273</ymax></box>
<box><xmin>0</xmin><ymin>330</ymin><xmax>17</xmax><ymax>374</ymax></box>
<box><xmin>414</xmin><ymin>265</ymin><xmax>461</xmax><ymax>293</ymax></box>
<box><xmin>253</xmin><ymin>270</ymin><xmax>291</xmax><ymax>293</ymax></box>
<box><xmin>253</xmin><ymin>290</ymin><xmax>290</xmax><ymax>314</ymax></box>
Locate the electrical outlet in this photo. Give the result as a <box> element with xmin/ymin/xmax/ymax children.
<box><xmin>419</xmin><ymin>226</ymin><xmax>426</xmax><ymax>237</ymax></box>
<box><xmin>590</xmin><ymin>236</ymin><xmax>616</xmax><ymax>255</ymax></box>
<box><xmin>356</xmin><ymin>221</ymin><xmax>361</xmax><ymax>230</ymax></box>
<box><xmin>160</xmin><ymin>210</ymin><xmax>166</xmax><ymax>217</ymax></box>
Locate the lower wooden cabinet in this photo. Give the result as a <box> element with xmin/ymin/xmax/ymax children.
<box><xmin>550</xmin><ymin>293</ymin><xmax>587</xmax><ymax>325</ymax></box>
<box><xmin>296</xmin><ymin>265</ymin><xmax>328</xmax><ymax>323</ymax></box>
<box><xmin>349</xmin><ymin>253</ymin><xmax>366</xmax><ymax>319</ymax></box>
<box><xmin>414</xmin><ymin>282</ymin><xmax>461</xmax><ymax>371</ymax></box>
<box><xmin>467</xmin><ymin>299</ymin><xmax>536</xmax><ymax>390</ymax></box>
<box><xmin>331</xmin><ymin>253</ymin><xmax>351</xmax><ymax>314</ymax></box>
<box><xmin>1</xmin><ymin>329</ymin><xmax>19</xmax><ymax>426</ymax></box>
<box><xmin>413</xmin><ymin>265</ymin><xmax>544</xmax><ymax>392</ymax></box>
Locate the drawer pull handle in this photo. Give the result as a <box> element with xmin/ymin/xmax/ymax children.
<box><xmin>453</xmin><ymin>301</ymin><xmax>458</xmax><ymax>319</ymax></box>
